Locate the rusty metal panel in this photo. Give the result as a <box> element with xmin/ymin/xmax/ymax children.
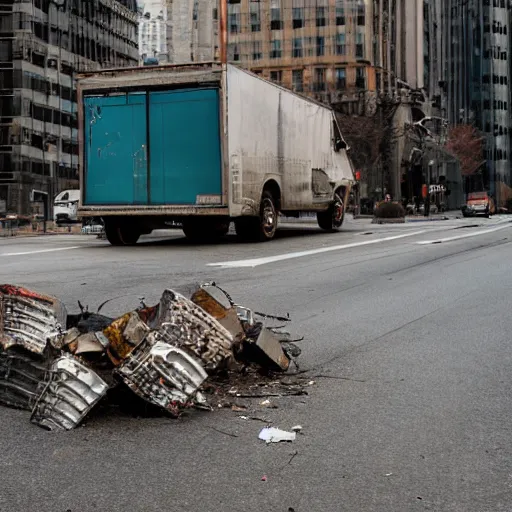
<box><xmin>115</xmin><ymin>333</ymin><xmax>207</xmax><ymax>414</ymax></box>
<box><xmin>156</xmin><ymin>290</ymin><xmax>234</xmax><ymax>371</ymax></box>
<box><xmin>31</xmin><ymin>354</ymin><xmax>108</xmax><ymax>431</ymax></box>
<box><xmin>191</xmin><ymin>286</ymin><xmax>244</xmax><ymax>342</ymax></box>
<box><xmin>103</xmin><ymin>311</ymin><xmax>150</xmax><ymax>366</ymax></box>
<box><xmin>0</xmin><ymin>285</ymin><xmax>66</xmax><ymax>355</ymax></box>
<box><xmin>78</xmin><ymin>205</ymin><xmax>229</xmax><ymax>217</ymax></box>
<box><xmin>77</xmin><ymin>63</ymin><xmax>221</xmax><ymax>91</ymax></box>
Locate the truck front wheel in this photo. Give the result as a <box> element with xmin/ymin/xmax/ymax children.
<box><xmin>317</xmin><ymin>192</ymin><xmax>345</xmax><ymax>232</ymax></box>
<box><xmin>104</xmin><ymin>220</ymin><xmax>140</xmax><ymax>246</ymax></box>
<box><xmin>235</xmin><ymin>191</ymin><xmax>278</xmax><ymax>242</ymax></box>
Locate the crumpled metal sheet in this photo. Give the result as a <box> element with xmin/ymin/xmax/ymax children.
<box><xmin>0</xmin><ymin>347</ymin><xmax>49</xmax><ymax>410</ymax></box>
<box><xmin>0</xmin><ymin>285</ymin><xmax>66</xmax><ymax>354</ymax></box>
<box><xmin>244</xmin><ymin>327</ymin><xmax>291</xmax><ymax>372</ymax></box>
<box><xmin>103</xmin><ymin>311</ymin><xmax>150</xmax><ymax>365</ymax></box>
<box><xmin>115</xmin><ymin>331</ymin><xmax>208</xmax><ymax>414</ymax></box>
<box><xmin>191</xmin><ymin>286</ymin><xmax>245</xmax><ymax>342</ymax></box>
<box><xmin>30</xmin><ymin>354</ymin><xmax>108</xmax><ymax>431</ymax></box>
<box><xmin>157</xmin><ymin>290</ymin><xmax>234</xmax><ymax>371</ymax></box>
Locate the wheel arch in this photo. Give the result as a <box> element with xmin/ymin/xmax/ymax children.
<box><xmin>262</xmin><ymin>179</ymin><xmax>282</xmax><ymax>211</ymax></box>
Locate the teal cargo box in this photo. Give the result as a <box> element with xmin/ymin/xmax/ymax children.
<box><xmin>83</xmin><ymin>89</ymin><xmax>222</xmax><ymax>206</ymax></box>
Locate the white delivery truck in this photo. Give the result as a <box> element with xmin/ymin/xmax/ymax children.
<box><xmin>54</xmin><ymin>189</ymin><xmax>80</xmax><ymax>225</ymax></box>
<box><xmin>77</xmin><ymin>63</ymin><xmax>355</xmax><ymax>245</ymax></box>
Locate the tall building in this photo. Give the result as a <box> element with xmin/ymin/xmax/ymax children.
<box><xmin>226</xmin><ymin>0</ymin><xmax>383</xmax><ymax>112</ymax></box>
<box><xmin>165</xmin><ymin>0</ymin><xmax>216</xmax><ymax>64</ymax></box>
<box><xmin>443</xmin><ymin>0</ymin><xmax>512</xmax><ymax>205</ymax></box>
<box><xmin>0</xmin><ymin>0</ymin><xmax>139</xmax><ymax>216</ymax></box>
<box><xmin>138</xmin><ymin>0</ymin><xmax>168</xmax><ymax>61</ymax></box>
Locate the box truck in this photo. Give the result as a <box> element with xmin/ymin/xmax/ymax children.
<box><xmin>77</xmin><ymin>63</ymin><xmax>355</xmax><ymax>245</ymax></box>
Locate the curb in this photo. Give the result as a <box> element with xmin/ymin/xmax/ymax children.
<box><xmin>371</xmin><ymin>218</ymin><xmax>406</xmax><ymax>224</ymax></box>
<box><xmin>0</xmin><ymin>232</ymin><xmax>83</xmax><ymax>240</ymax></box>
<box><xmin>406</xmin><ymin>217</ymin><xmax>450</xmax><ymax>223</ymax></box>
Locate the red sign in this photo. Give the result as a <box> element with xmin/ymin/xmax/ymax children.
<box><xmin>355</xmin><ymin>170</ymin><xmax>361</xmax><ymax>181</ymax></box>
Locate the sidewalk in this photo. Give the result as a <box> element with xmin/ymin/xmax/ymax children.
<box><xmin>281</xmin><ymin>211</ymin><xmax>461</xmax><ymax>224</ymax></box>
<box><xmin>0</xmin><ymin>224</ymin><xmax>84</xmax><ymax>239</ymax></box>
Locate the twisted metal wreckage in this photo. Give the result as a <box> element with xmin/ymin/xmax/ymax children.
<box><xmin>0</xmin><ymin>283</ymin><xmax>302</xmax><ymax>431</ymax></box>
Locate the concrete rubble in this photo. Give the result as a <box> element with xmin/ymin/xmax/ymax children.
<box><xmin>0</xmin><ymin>283</ymin><xmax>303</xmax><ymax>431</ymax></box>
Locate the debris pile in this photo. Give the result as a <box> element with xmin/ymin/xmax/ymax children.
<box><xmin>0</xmin><ymin>283</ymin><xmax>303</xmax><ymax>431</ymax></box>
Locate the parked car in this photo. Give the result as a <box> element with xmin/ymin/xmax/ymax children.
<box><xmin>462</xmin><ymin>192</ymin><xmax>496</xmax><ymax>218</ymax></box>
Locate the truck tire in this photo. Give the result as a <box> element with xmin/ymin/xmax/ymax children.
<box><xmin>104</xmin><ymin>221</ymin><xmax>140</xmax><ymax>246</ymax></box>
<box><xmin>317</xmin><ymin>192</ymin><xmax>345</xmax><ymax>232</ymax></box>
<box><xmin>235</xmin><ymin>191</ymin><xmax>278</xmax><ymax>242</ymax></box>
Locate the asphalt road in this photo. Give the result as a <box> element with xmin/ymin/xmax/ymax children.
<box><xmin>1</xmin><ymin>216</ymin><xmax>512</xmax><ymax>512</ymax></box>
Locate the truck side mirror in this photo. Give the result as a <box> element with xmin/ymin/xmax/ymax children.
<box><xmin>335</xmin><ymin>138</ymin><xmax>346</xmax><ymax>152</ymax></box>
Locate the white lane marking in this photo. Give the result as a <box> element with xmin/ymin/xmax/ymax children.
<box><xmin>416</xmin><ymin>223</ymin><xmax>512</xmax><ymax>245</ymax></box>
<box><xmin>1</xmin><ymin>246</ymin><xmax>80</xmax><ymax>257</ymax></box>
<box><xmin>208</xmin><ymin>231</ymin><xmax>426</xmax><ymax>268</ymax></box>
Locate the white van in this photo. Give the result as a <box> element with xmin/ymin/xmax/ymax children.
<box><xmin>54</xmin><ymin>190</ymin><xmax>80</xmax><ymax>224</ymax></box>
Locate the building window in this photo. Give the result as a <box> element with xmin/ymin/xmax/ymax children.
<box><xmin>228</xmin><ymin>44</ymin><xmax>238</xmax><ymax>61</ymax></box>
<box><xmin>336</xmin><ymin>0</ymin><xmax>345</xmax><ymax>25</ymax></box>
<box><xmin>271</xmin><ymin>1</ymin><xmax>283</xmax><ymax>30</ymax></box>
<box><xmin>316</xmin><ymin>6</ymin><xmax>326</xmax><ymax>27</ymax></box>
<box><xmin>335</xmin><ymin>33</ymin><xmax>346</xmax><ymax>55</ymax></box>
<box><xmin>270</xmin><ymin>40</ymin><xmax>282</xmax><ymax>59</ymax></box>
<box><xmin>270</xmin><ymin>70</ymin><xmax>283</xmax><ymax>85</ymax></box>
<box><xmin>356</xmin><ymin>67</ymin><xmax>366</xmax><ymax>89</ymax></box>
<box><xmin>357</xmin><ymin>0</ymin><xmax>365</xmax><ymax>25</ymax></box>
<box><xmin>292</xmin><ymin>69</ymin><xmax>304</xmax><ymax>92</ymax></box>
<box><xmin>356</xmin><ymin>32</ymin><xmax>365</xmax><ymax>58</ymax></box>
<box><xmin>293</xmin><ymin>38</ymin><xmax>303</xmax><ymax>58</ymax></box>
<box><xmin>228</xmin><ymin>3</ymin><xmax>241</xmax><ymax>34</ymax></box>
<box><xmin>250</xmin><ymin>0</ymin><xmax>261</xmax><ymax>32</ymax></box>
<box><xmin>316</xmin><ymin>37</ymin><xmax>325</xmax><ymax>56</ymax></box>
<box><xmin>293</xmin><ymin>7</ymin><xmax>304</xmax><ymax>29</ymax></box>
<box><xmin>253</xmin><ymin>41</ymin><xmax>262</xmax><ymax>61</ymax></box>
<box><xmin>335</xmin><ymin>67</ymin><xmax>346</xmax><ymax>89</ymax></box>
<box><xmin>314</xmin><ymin>68</ymin><xmax>326</xmax><ymax>91</ymax></box>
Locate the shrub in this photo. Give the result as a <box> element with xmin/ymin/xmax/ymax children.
<box><xmin>374</xmin><ymin>201</ymin><xmax>405</xmax><ymax>219</ymax></box>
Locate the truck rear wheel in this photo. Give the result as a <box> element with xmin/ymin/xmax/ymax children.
<box><xmin>235</xmin><ymin>191</ymin><xmax>278</xmax><ymax>242</ymax></box>
<box><xmin>104</xmin><ymin>220</ymin><xmax>140</xmax><ymax>246</ymax></box>
<box><xmin>317</xmin><ymin>192</ymin><xmax>345</xmax><ymax>232</ymax></box>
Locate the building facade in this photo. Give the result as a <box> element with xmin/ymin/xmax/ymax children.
<box><xmin>443</xmin><ymin>0</ymin><xmax>512</xmax><ymax>205</ymax></box>
<box><xmin>138</xmin><ymin>0</ymin><xmax>167</xmax><ymax>61</ymax></box>
<box><xmin>0</xmin><ymin>0</ymin><xmax>139</xmax><ymax>216</ymax></box>
<box><xmin>226</xmin><ymin>0</ymin><xmax>382</xmax><ymax>112</ymax></box>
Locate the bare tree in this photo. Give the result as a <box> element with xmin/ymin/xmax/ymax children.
<box><xmin>335</xmin><ymin>95</ymin><xmax>411</xmax><ymax>201</ymax></box>
<box><xmin>445</xmin><ymin>124</ymin><xmax>486</xmax><ymax>176</ymax></box>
